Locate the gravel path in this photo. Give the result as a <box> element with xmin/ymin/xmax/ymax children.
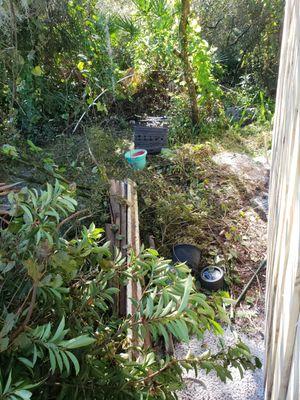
<box><xmin>175</xmin><ymin>328</ymin><xmax>264</xmax><ymax>400</ymax></box>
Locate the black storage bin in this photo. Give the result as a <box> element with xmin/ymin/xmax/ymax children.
<box><xmin>134</xmin><ymin>125</ymin><xmax>168</xmax><ymax>154</ymax></box>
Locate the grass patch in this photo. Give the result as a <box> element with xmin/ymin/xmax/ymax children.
<box><xmin>208</xmin><ymin>122</ymin><xmax>272</xmax><ymax>156</ymax></box>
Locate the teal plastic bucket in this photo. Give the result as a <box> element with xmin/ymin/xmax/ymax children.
<box><xmin>125</xmin><ymin>149</ymin><xmax>147</xmax><ymax>170</ymax></box>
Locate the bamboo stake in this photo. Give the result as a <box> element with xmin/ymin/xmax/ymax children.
<box><xmin>235</xmin><ymin>259</ymin><xmax>266</xmax><ymax>309</ymax></box>
<box><xmin>119</xmin><ymin>181</ymin><xmax>128</xmax><ymax>316</ymax></box>
<box><xmin>108</xmin><ymin>179</ymin><xmax>144</xmax><ymax>350</ymax></box>
<box><xmin>126</xmin><ymin>180</ymin><xmax>133</xmax><ymax>317</ymax></box>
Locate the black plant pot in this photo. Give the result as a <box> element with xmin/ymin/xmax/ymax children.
<box><xmin>172</xmin><ymin>244</ymin><xmax>201</xmax><ymax>275</ymax></box>
<box><xmin>200</xmin><ymin>266</ymin><xmax>224</xmax><ymax>291</ymax></box>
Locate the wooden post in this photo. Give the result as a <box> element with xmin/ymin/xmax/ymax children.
<box><xmin>108</xmin><ymin>180</ymin><xmax>122</xmax><ymax>315</ymax></box>
<box><xmin>126</xmin><ymin>180</ymin><xmax>142</xmax><ymax>315</ymax></box>
<box><xmin>264</xmin><ymin>1</ymin><xmax>300</xmax><ymax>399</ymax></box>
<box><xmin>108</xmin><ymin>179</ymin><xmax>149</xmax><ymax>352</ymax></box>
<box><xmin>119</xmin><ymin>181</ymin><xmax>128</xmax><ymax>316</ymax></box>
<box><xmin>108</xmin><ymin>179</ymin><xmax>142</xmax><ymax>315</ymax></box>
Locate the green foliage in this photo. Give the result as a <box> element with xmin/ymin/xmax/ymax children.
<box><xmin>224</xmin><ymin>75</ymin><xmax>274</xmax><ymax>127</ymax></box>
<box><xmin>0</xmin><ymin>370</ymin><xmax>38</xmax><ymax>400</ymax></box>
<box><xmin>0</xmin><ymin>1</ymin><xmax>276</xmax><ymax>395</ymax></box>
<box><xmin>167</xmin><ymin>94</ymin><xmax>227</xmax><ymax>143</ymax></box>
<box><xmin>196</xmin><ymin>0</ymin><xmax>283</xmax><ymax>94</ymax></box>
<box><xmin>20</xmin><ymin>317</ymin><xmax>96</xmax><ymax>375</ymax></box>
<box><xmin>0</xmin><ymin>0</ymin><xmax>118</xmax><ymax>138</ymax></box>
<box><xmin>123</xmin><ymin>0</ymin><xmax>222</xmax><ymax>120</ymax></box>
<box><xmin>0</xmin><ymin>181</ymin><xmax>261</xmax><ymax>399</ymax></box>
<box><xmin>0</xmin><ymin>0</ymin><xmax>278</xmax><ymax>142</ymax></box>
<box><xmin>7</xmin><ymin>180</ymin><xmax>77</xmax><ymax>246</ymax></box>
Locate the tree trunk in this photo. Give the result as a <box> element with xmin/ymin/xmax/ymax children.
<box><xmin>105</xmin><ymin>15</ymin><xmax>116</xmax><ymax>101</ymax></box>
<box><xmin>179</xmin><ymin>0</ymin><xmax>200</xmax><ymax>126</ymax></box>
<box><xmin>9</xmin><ymin>0</ymin><xmax>18</xmax><ymax>109</ymax></box>
<box><xmin>264</xmin><ymin>1</ymin><xmax>300</xmax><ymax>399</ymax></box>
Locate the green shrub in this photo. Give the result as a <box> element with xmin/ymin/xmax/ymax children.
<box><xmin>167</xmin><ymin>94</ymin><xmax>227</xmax><ymax>144</ymax></box>
<box><xmin>0</xmin><ymin>181</ymin><xmax>261</xmax><ymax>399</ymax></box>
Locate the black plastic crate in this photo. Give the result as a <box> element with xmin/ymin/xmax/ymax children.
<box><xmin>134</xmin><ymin>125</ymin><xmax>168</xmax><ymax>154</ymax></box>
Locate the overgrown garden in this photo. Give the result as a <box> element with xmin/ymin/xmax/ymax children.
<box><xmin>0</xmin><ymin>1</ymin><xmax>282</xmax><ymax>399</ymax></box>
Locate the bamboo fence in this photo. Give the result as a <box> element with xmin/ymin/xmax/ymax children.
<box><xmin>264</xmin><ymin>0</ymin><xmax>300</xmax><ymax>399</ymax></box>
<box><xmin>106</xmin><ymin>179</ymin><xmax>148</xmax><ymax>354</ymax></box>
<box><xmin>106</xmin><ymin>179</ymin><xmax>142</xmax><ymax>317</ymax></box>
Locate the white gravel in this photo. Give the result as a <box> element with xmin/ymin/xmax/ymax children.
<box><xmin>175</xmin><ymin>327</ymin><xmax>264</xmax><ymax>400</ymax></box>
<box><xmin>212</xmin><ymin>152</ymin><xmax>268</xmax><ymax>187</ymax></box>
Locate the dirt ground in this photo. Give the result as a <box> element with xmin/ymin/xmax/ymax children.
<box><xmin>210</xmin><ymin>151</ymin><xmax>269</xmax><ymax>335</ymax></box>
